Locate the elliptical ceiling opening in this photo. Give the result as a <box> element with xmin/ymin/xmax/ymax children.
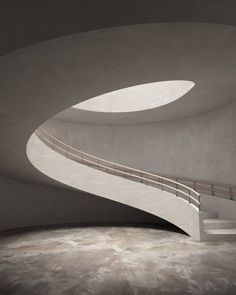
<box><xmin>73</xmin><ymin>80</ymin><xmax>195</xmax><ymax>113</ymax></box>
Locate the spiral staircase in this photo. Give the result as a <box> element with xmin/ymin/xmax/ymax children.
<box><xmin>27</xmin><ymin>127</ymin><xmax>236</xmax><ymax>241</ymax></box>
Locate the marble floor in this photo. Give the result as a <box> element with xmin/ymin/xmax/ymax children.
<box><xmin>0</xmin><ymin>225</ymin><xmax>235</xmax><ymax>295</ymax></box>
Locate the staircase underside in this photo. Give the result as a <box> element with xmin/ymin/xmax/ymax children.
<box><xmin>27</xmin><ymin>133</ymin><xmax>236</xmax><ymax>242</ymax></box>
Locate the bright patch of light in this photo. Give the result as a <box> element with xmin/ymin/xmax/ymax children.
<box><xmin>73</xmin><ymin>80</ymin><xmax>195</xmax><ymax>113</ymax></box>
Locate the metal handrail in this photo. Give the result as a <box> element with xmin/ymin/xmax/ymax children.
<box><xmin>37</xmin><ymin>128</ymin><xmax>199</xmax><ymax>196</ymax></box>
<box><xmin>35</xmin><ymin>127</ymin><xmax>201</xmax><ymax>210</ymax></box>
<box><xmin>160</xmin><ymin>176</ymin><xmax>236</xmax><ymax>201</ymax></box>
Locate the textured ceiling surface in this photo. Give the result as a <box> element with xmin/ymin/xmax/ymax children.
<box><xmin>0</xmin><ymin>1</ymin><xmax>235</xmax><ymax>187</ymax></box>
<box><xmin>53</xmin><ymin>23</ymin><xmax>236</xmax><ymax>124</ymax></box>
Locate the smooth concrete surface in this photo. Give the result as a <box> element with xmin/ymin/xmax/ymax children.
<box><xmin>46</xmin><ymin>100</ymin><xmax>236</xmax><ymax>186</ymax></box>
<box><xmin>50</xmin><ymin>21</ymin><xmax>236</xmax><ymax>125</ymax></box>
<box><xmin>204</xmin><ymin>219</ymin><xmax>236</xmax><ymax>230</ymax></box>
<box><xmin>0</xmin><ymin>1</ymin><xmax>235</xmax><ymax>238</ymax></box>
<box><xmin>0</xmin><ymin>23</ymin><xmax>236</xmax><ymax>187</ymax></box>
<box><xmin>27</xmin><ymin>134</ymin><xmax>202</xmax><ymax>240</ymax></box>
<box><xmin>2</xmin><ymin>0</ymin><xmax>236</xmax><ymax>56</ymax></box>
<box><xmin>0</xmin><ymin>22</ymin><xmax>235</xmax><ymax>239</ymax></box>
<box><xmin>0</xmin><ymin>0</ymin><xmax>235</xmax><ymax>233</ymax></box>
<box><xmin>0</xmin><ymin>175</ymin><xmax>166</xmax><ymax>231</ymax></box>
<box><xmin>201</xmin><ymin>194</ymin><xmax>236</xmax><ymax>220</ymax></box>
<box><xmin>0</xmin><ymin>226</ymin><xmax>236</xmax><ymax>295</ymax></box>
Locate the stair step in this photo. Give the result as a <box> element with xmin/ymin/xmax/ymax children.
<box><xmin>204</xmin><ymin>228</ymin><xmax>236</xmax><ymax>241</ymax></box>
<box><xmin>204</xmin><ymin>219</ymin><xmax>236</xmax><ymax>230</ymax></box>
<box><xmin>202</xmin><ymin>211</ymin><xmax>217</xmax><ymax>219</ymax></box>
<box><xmin>205</xmin><ymin>228</ymin><xmax>236</xmax><ymax>234</ymax></box>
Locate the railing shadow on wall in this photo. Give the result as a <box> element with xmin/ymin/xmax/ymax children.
<box><xmin>35</xmin><ymin>127</ymin><xmax>201</xmax><ymax>211</ymax></box>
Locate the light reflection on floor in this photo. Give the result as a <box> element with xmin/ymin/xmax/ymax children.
<box><xmin>0</xmin><ymin>226</ymin><xmax>236</xmax><ymax>295</ymax></box>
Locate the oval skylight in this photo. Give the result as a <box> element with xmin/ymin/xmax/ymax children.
<box><xmin>73</xmin><ymin>80</ymin><xmax>195</xmax><ymax>113</ymax></box>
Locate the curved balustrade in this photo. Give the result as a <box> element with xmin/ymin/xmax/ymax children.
<box><xmin>35</xmin><ymin>127</ymin><xmax>201</xmax><ymax>210</ymax></box>
<box><xmin>168</xmin><ymin>177</ymin><xmax>236</xmax><ymax>201</ymax></box>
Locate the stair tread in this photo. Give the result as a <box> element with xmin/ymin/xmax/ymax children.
<box><xmin>204</xmin><ymin>219</ymin><xmax>236</xmax><ymax>224</ymax></box>
<box><xmin>205</xmin><ymin>229</ymin><xmax>236</xmax><ymax>234</ymax></box>
<box><xmin>202</xmin><ymin>212</ymin><xmax>217</xmax><ymax>217</ymax></box>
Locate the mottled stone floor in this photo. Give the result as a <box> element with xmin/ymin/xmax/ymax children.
<box><xmin>0</xmin><ymin>226</ymin><xmax>236</xmax><ymax>295</ymax></box>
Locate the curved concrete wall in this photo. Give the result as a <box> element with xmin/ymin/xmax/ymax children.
<box><xmin>27</xmin><ymin>134</ymin><xmax>202</xmax><ymax>239</ymax></box>
<box><xmin>45</xmin><ymin>100</ymin><xmax>236</xmax><ymax>186</ymax></box>
<box><xmin>0</xmin><ymin>1</ymin><xmax>235</xmax><ymax>233</ymax></box>
<box><xmin>0</xmin><ymin>175</ymin><xmax>166</xmax><ymax>231</ymax></box>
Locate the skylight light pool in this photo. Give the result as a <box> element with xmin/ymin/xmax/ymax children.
<box><xmin>73</xmin><ymin>80</ymin><xmax>195</xmax><ymax>113</ymax></box>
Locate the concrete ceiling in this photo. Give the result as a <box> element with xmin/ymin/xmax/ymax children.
<box><xmin>0</xmin><ymin>1</ymin><xmax>236</xmax><ymax>187</ymax></box>
<box><xmin>53</xmin><ymin>23</ymin><xmax>236</xmax><ymax>124</ymax></box>
<box><xmin>1</xmin><ymin>0</ymin><xmax>236</xmax><ymax>56</ymax></box>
